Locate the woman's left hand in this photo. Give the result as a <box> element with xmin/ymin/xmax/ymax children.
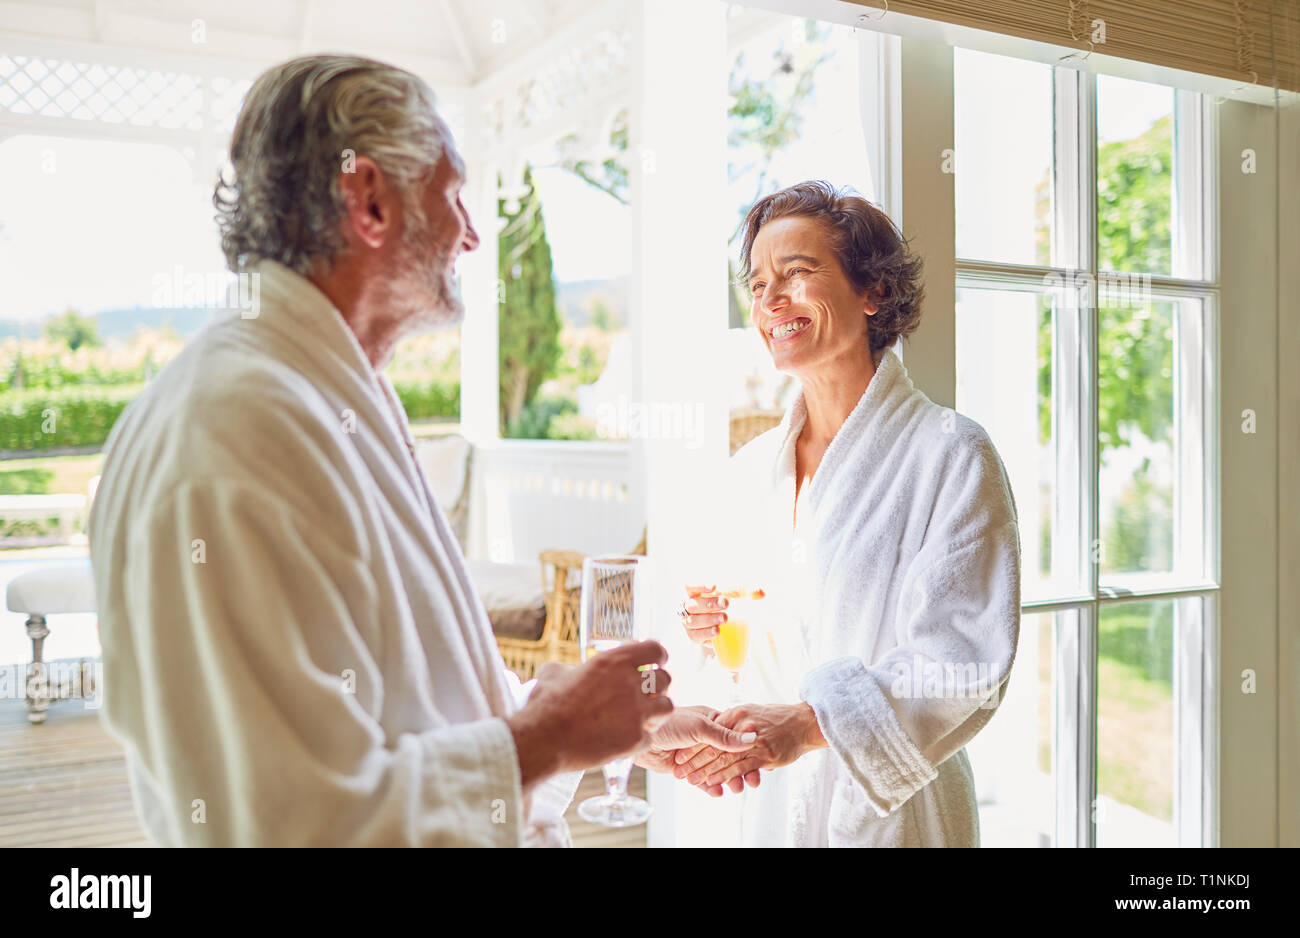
<box><xmin>674</xmin><ymin>702</ymin><xmax>827</xmax><ymax>790</ymax></box>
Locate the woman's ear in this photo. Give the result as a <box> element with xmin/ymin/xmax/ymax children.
<box><xmin>863</xmin><ymin>281</ymin><xmax>881</xmax><ymax>317</ymax></box>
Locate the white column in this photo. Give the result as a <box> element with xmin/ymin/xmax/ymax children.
<box><xmin>895</xmin><ymin>37</ymin><xmax>955</xmax><ymax>408</ymax></box>
<box><xmin>1218</xmin><ymin>98</ymin><xmax>1283</xmax><ymax>847</ymax></box>
<box><xmin>459</xmin><ymin>150</ymin><xmax>501</xmax><ymax>448</ymax></box>
<box><xmin>626</xmin><ymin>0</ymin><xmax>730</xmax><ymax>849</ymax></box>
<box><xmin>458</xmin><ymin>125</ymin><xmax>501</xmax><ymax>562</ymax></box>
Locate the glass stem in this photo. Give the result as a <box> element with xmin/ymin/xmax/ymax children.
<box><xmin>603</xmin><ymin>761</ymin><xmax>631</xmax><ymax>802</ymax></box>
<box><xmin>727</xmin><ymin>669</ymin><xmax>744</xmax><ymax>705</ymax></box>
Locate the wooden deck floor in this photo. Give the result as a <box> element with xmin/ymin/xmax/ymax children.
<box><xmin>0</xmin><ymin>699</ymin><xmax>644</xmax><ymax>848</ymax></box>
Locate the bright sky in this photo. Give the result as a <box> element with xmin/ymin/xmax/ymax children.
<box><xmin>1097</xmin><ymin>73</ymin><xmax>1174</xmax><ymax>143</ymax></box>
<box><xmin>0</xmin><ymin>35</ymin><xmax>1177</xmax><ymax>322</ymax></box>
<box><xmin>0</xmin><ymin>134</ymin><xmax>224</xmax><ymax>321</ymax></box>
<box><xmin>728</xmin><ymin>22</ymin><xmax>876</xmax><ymax>240</ymax></box>
<box><xmin>529</xmin><ymin>165</ymin><xmax>630</xmax><ymax>282</ymax></box>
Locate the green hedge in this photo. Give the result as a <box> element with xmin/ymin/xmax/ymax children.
<box><xmin>392</xmin><ymin>380</ymin><xmax>459</xmax><ymax>422</ymax></box>
<box><xmin>0</xmin><ymin>385</ymin><xmax>142</xmax><ymax>452</ymax></box>
<box><xmin>0</xmin><ymin>380</ymin><xmax>460</xmax><ymax>454</ymax></box>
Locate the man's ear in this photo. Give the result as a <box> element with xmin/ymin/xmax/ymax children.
<box><xmin>338</xmin><ymin>155</ymin><xmax>395</xmax><ymax>250</ymax></box>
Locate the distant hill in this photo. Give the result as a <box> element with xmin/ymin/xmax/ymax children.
<box><xmin>555</xmin><ymin>276</ymin><xmax>628</xmax><ymax>328</ymax></box>
<box><xmin>0</xmin><ymin>276</ymin><xmax>629</xmax><ymax>342</ymax></box>
<box><xmin>0</xmin><ymin>307</ymin><xmax>211</xmax><ymax>341</ymax></box>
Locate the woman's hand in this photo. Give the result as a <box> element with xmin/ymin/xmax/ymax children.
<box><xmin>674</xmin><ymin>702</ymin><xmax>828</xmax><ymax>791</ymax></box>
<box><xmin>634</xmin><ymin>705</ymin><xmax>757</xmax><ymax>777</ymax></box>
<box><xmin>680</xmin><ymin>584</ymin><xmax>728</xmax><ymax>647</ymax></box>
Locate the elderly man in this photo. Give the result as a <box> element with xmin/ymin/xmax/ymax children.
<box><xmin>87</xmin><ymin>54</ymin><xmax>751</xmax><ymax>847</ymax></box>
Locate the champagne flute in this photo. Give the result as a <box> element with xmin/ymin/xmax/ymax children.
<box><xmin>578</xmin><ymin>554</ymin><xmax>654</xmax><ymax>827</ymax></box>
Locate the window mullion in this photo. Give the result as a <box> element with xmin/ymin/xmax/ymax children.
<box><xmin>1050</xmin><ymin>63</ymin><xmax>1100</xmax><ymax>847</ymax></box>
<box><xmin>1081</xmin><ymin>67</ymin><xmax>1101</xmax><ymax>852</ymax></box>
<box><xmin>1174</xmin><ymin>595</ymin><xmax>1208</xmax><ymax>846</ymax></box>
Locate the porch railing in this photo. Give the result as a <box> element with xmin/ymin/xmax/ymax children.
<box><xmin>466</xmin><ymin>440</ymin><xmax>645</xmax><ymax>565</ymax></box>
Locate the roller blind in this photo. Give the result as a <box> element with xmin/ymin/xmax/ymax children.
<box><xmin>850</xmin><ymin>0</ymin><xmax>1300</xmax><ymax>93</ymax></box>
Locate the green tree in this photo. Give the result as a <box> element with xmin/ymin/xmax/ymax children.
<box><xmin>1036</xmin><ymin>115</ymin><xmax>1175</xmax><ymax>451</ymax></box>
<box><xmin>555</xmin><ymin>109</ymin><xmax>629</xmax><ymax>204</ymax></box>
<box><xmin>727</xmin><ymin>21</ymin><xmax>833</xmax><ymax>327</ymax></box>
<box><xmin>44</xmin><ymin>308</ymin><xmax>101</xmax><ymax>351</ymax></box>
<box><xmin>498</xmin><ymin>164</ymin><xmax>562</xmax><ymax>436</ymax></box>
<box><xmin>1034</xmin><ymin>113</ymin><xmax>1176</xmax><ymax>571</ymax></box>
<box><xmin>588</xmin><ymin>299</ymin><xmax>616</xmax><ymax>332</ymax></box>
<box><xmin>1098</xmin><ymin>115</ymin><xmax>1172</xmax><ymax>274</ymax></box>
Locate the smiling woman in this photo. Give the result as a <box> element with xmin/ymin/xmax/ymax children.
<box><xmin>671</xmin><ymin>178</ymin><xmax>1022</xmax><ymax>847</ymax></box>
<box><xmin>738</xmin><ymin>180</ymin><xmax>924</xmax><ymax>356</ymax></box>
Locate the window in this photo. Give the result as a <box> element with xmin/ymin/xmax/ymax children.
<box><xmin>956</xmin><ymin>50</ymin><xmax>1217</xmax><ymax>848</ymax></box>
<box><xmin>725</xmin><ymin>14</ymin><xmax>879</xmax><ymax>416</ymax></box>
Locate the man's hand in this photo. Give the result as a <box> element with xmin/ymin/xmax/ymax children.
<box><xmin>505</xmin><ymin>640</ymin><xmax>672</xmax><ymax>790</ymax></box>
<box><xmin>635</xmin><ymin>706</ymin><xmax>758</xmax><ymax>791</ymax></box>
<box><xmin>673</xmin><ymin>702</ymin><xmax>826</xmax><ymax>795</ymax></box>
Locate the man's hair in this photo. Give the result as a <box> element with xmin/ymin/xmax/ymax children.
<box><xmin>214</xmin><ymin>54</ymin><xmax>448</xmax><ymax>275</ymax></box>
<box><xmin>737</xmin><ymin>180</ymin><xmax>925</xmax><ymax>352</ymax></box>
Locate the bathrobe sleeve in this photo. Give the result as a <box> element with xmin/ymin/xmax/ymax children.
<box><xmin>799</xmin><ymin>427</ymin><xmax>1021</xmax><ymax>817</ymax></box>
<box><xmin>498</xmin><ymin>668</ymin><xmax>586</xmax><ymax>847</ymax></box>
<box><xmin>111</xmin><ymin>476</ymin><xmax>527</xmax><ymax>847</ymax></box>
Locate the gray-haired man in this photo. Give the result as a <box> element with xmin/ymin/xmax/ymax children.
<box><xmin>88</xmin><ymin>55</ymin><xmax>752</xmax><ymax>846</ymax></box>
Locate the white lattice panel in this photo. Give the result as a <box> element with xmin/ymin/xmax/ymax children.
<box><xmin>0</xmin><ymin>53</ymin><xmax>250</xmax><ymax>138</ymax></box>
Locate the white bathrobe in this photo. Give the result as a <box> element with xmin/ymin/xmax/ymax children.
<box><xmin>87</xmin><ymin>260</ymin><xmax>581</xmax><ymax>847</ymax></box>
<box><xmin>712</xmin><ymin>344</ymin><xmax>1021</xmax><ymax>847</ymax></box>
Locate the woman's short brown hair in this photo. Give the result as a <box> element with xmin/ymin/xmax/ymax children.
<box><xmin>738</xmin><ymin>180</ymin><xmax>924</xmax><ymax>352</ymax></box>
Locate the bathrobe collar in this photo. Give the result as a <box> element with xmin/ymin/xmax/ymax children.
<box><xmin>241</xmin><ymin>258</ymin><xmax>375</xmax><ymax>380</ymax></box>
<box><xmin>239</xmin><ymin>259</ymin><xmax>429</xmax><ymax>492</ymax></box>
<box><xmin>770</xmin><ymin>342</ymin><xmax>906</xmax><ymax>505</ymax></box>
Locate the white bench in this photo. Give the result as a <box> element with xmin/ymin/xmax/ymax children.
<box><xmin>6</xmin><ymin>557</ymin><xmax>97</xmax><ymax>723</ymax></box>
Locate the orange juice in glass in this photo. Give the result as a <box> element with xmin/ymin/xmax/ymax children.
<box><xmin>714</xmin><ymin>587</ymin><xmax>766</xmax><ymax>693</ymax></box>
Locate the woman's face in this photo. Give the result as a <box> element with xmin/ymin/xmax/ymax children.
<box><xmin>747</xmin><ymin>215</ymin><xmax>875</xmax><ymax>378</ymax></box>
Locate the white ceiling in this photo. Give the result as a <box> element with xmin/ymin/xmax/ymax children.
<box><xmin>0</xmin><ymin>0</ymin><xmax>601</xmax><ymax>86</ymax></box>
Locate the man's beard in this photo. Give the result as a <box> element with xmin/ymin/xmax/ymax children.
<box><xmin>389</xmin><ymin>216</ymin><xmax>464</xmax><ymax>334</ymax></box>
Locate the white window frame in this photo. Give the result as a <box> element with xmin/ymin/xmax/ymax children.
<box><xmin>951</xmin><ymin>57</ymin><xmax>1220</xmax><ymax>848</ymax></box>
<box><xmin>725</xmin><ymin>0</ymin><xmax>1236</xmax><ymax>848</ymax></box>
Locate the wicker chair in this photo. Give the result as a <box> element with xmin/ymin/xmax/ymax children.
<box><xmin>497</xmin><ymin>413</ymin><xmax>782</xmax><ymax>680</ymax></box>
<box><xmin>729</xmin><ymin>408</ymin><xmax>784</xmax><ymax>454</ymax></box>
<box><xmin>496</xmin><ymin>529</ymin><xmax>648</xmax><ymax>682</ymax></box>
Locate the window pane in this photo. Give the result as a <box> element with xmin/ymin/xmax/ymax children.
<box><xmin>1098</xmin><ymin>295</ymin><xmax>1174</xmax><ymax>577</ymax></box>
<box><xmin>1096</xmin><ymin>75</ymin><xmax>1175</xmax><ymax>276</ymax></box>
<box><xmin>499</xmin><ymin>138</ymin><xmax>631</xmax><ymax>440</ymax></box>
<box><xmin>957</xmin><ymin>285</ymin><xmax>1083</xmax><ymax>600</ymax></box>
<box><xmin>725</xmin><ymin>16</ymin><xmax>879</xmax><ymax>415</ymax></box>
<box><xmin>1096</xmin><ymin>600</ymin><xmax>1176</xmax><ymax>847</ymax></box>
<box><xmin>968</xmin><ymin>611</ymin><xmax>1055</xmax><ymax>847</ymax></box>
<box><xmin>955</xmin><ymin>48</ymin><xmax>1053</xmax><ymax>266</ymax></box>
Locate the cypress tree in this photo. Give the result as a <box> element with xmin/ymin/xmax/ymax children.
<box><xmin>498</xmin><ymin>164</ymin><xmax>562</xmax><ymax>436</ymax></box>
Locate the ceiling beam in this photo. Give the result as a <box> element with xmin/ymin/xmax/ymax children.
<box><xmin>93</xmin><ymin>0</ymin><xmax>109</xmax><ymax>42</ymax></box>
<box><xmin>437</xmin><ymin>0</ymin><xmax>477</xmax><ymax>82</ymax></box>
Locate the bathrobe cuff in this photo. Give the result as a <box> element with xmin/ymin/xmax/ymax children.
<box><xmin>800</xmin><ymin>656</ymin><xmax>939</xmax><ymax>817</ymax></box>
<box><xmin>502</xmin><ymin>670</ymin><xmax>584</xmax><ymax>846</ymax></box>
<box><xmin>422</xmin><ymin>716</ymin><xmax>526</xmax><ymax>847</ymax></box>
